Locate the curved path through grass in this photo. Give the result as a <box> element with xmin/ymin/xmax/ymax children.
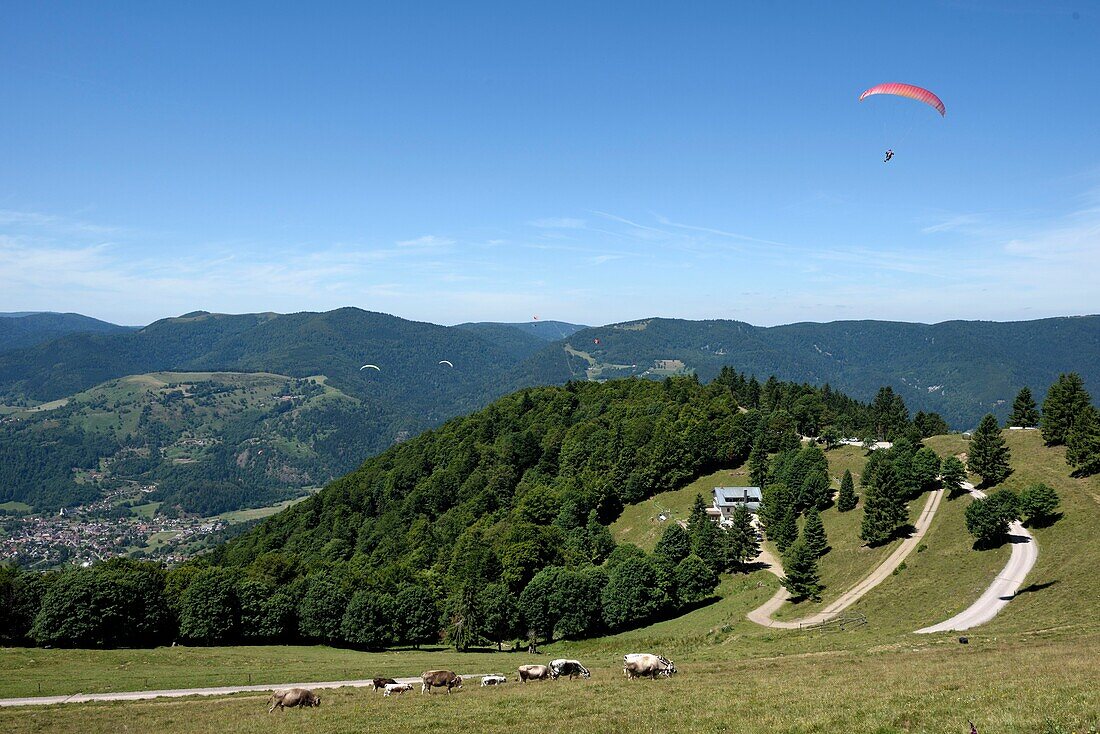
<box><xmin>747</xmin><ymin>487</ymin><xmax>945</xmax><ymax>629</ymax></box>
<box><xmin>0</xmin><ymin>673</ymin><xmax>495</xmax><ymax>707</ymax></box>
<box><xmin>914</xmin><ymin>482</ymin><xmax>1036</xmax><ymax>633</ymax></box>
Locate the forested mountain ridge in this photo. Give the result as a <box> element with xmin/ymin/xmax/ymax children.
<box><xmin>521</xmin><ymin>316</ymin><xmax>1100</xmax><ymax>429</ymax></box>
<box><xmin>213</xmin><ymin>372</ymin><xmax>892</xmax><ymax>571</ymax></box>
<box><xmin>0</xmin><ymin>312</ymin><xmax>132</xmax><ymax>354</ymax></box>
<box><xmin>455</xmin><ymin>320</ymin><xmax>587</xmax><ymax>342</ymax></box>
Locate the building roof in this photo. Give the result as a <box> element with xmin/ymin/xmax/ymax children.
<box><xmin>713</xmin><ymin>486</ymin><xmax>762</xmax><ymax>506</ymax></box>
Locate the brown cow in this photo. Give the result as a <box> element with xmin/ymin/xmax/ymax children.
<box><xmin>517</xmin><ymin>664</ymin><xmax>551</xmax><ymax>682</ymax></box>
<box><xmin>372</xmin><ymin>677</ymin><xmax>398</xmax><ymax>690</ymax></box>
<box><xmin>421</xmin><ymin>669</ymin><xmax>463</xmax><ymax>694</ymax></box>
<box><xmin>267</xmin><ymin>687</ymin><xmax>321</xmax><ymax>712</ymax></box>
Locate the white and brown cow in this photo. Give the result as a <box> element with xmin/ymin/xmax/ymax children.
<box><xmin>421</xmin><ymin>669</ymin><xmax>463</xmax><ymax>694</ymax></box>
<box><xmin>548</xmin><ymin>659</ymin><xmax>591</xmax><ymax>680</ymax></box>
<box><xmin>623</xmin><ymin>653</ymin><xmax>676</xmax><ymax>679</ymax></box>
<box><xmin>383</xmin><ymin>683</ymin><xmax>414</xmax><ymax>696</ymax></box>
<box><xmin>267</xmin><ymin>687</ymin><xmax>321</xmax><ymax>712</ymax></box>
<box><xmin>517</xmin><ymin>664</ymin><xmax>551</xmax><ymax>682</ymax></box>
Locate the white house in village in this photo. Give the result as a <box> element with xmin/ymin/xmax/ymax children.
<box><xmin>705</xmin><ymin>486</ymin><xmax>762</xmax><ymax>523</ymax></box>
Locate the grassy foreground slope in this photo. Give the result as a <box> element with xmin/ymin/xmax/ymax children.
<box><xmin>2</xmin><ymin>636</ymin><xmax>1097</xmax><ymax>734</ymax></box>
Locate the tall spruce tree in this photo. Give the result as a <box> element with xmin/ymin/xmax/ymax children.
<box><xmin>860</xmin><ymin>462</ymin><xmax>908</xmax><ymax>546</ymax></box>
<box><xmin>1065</xmin><ymin>404</ymin><xmax>1100</xmax><ymax>477</ymax></box>
<box><xmin>773</xmin><ymin>504</ymin><xmax>799</xmax><ymax>553</ymax></box>
<box><xmin>836</xmin><ymin>469</ymin><xmax>858</xmax><ymax>512</ymax></box>
<box><xmin>802</xmin><ymin>506</ymin><xmax>829</xmax><ymax>558</ymax></box>
<box><xmin>723</xmin><ymin>505</ymin><xmax>760</xmax><ymax>570</ymax></box>
<box><xmin>1008</xmin><ymin>387</ymin><xmax>1040</xmax><ymax>428</ymax></box>
<box><xmin>968</xmin><ymin>414</ymin><xmax>1012</xmax><ymax>486</ymax></box>
<box><xmin>748</xmin><ymin>440</ymin><xmax>770</xmax><ymax>489</ymax></box>
<box><xmin>1041</xmin><ymin>373</ymin><xmax>1092</xmax><ymax>445</ymax></box>
<box><xmin>687</xmin><ymin>494</ymin><xmax>710</xmax><ymax>536</ymax></box>
<box><xmin>780</xmin><ymin>536</ymin><xmax>822</xmax><ymax>601</ymax></box>
<box><xmin>654</xmin><ymin>523</ymin><xmax>692</xmax><ymax>565</ymax></box>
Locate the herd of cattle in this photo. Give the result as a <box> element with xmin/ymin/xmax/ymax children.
<box><xmin>266</xmin><ymin>653</ymin><xmax>677</xmax><ymax>711</ymax></box>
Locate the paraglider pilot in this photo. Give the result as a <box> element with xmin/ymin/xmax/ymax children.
<box><xmin>884</xmin><ymin>149</ymin><xmax>894</xmax><ymax>162</ymax></box>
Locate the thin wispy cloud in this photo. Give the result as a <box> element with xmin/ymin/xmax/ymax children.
<box><xmin>395</xmin><ymin>235</ymin><xmax>456</xmax><ymax>248</ymax></box>
<box><xmin>527</xmin><ymin>217</ymin><xmax>587</xmax><ymax>229</ymax></box>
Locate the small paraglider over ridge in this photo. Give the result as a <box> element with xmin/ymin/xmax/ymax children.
<box><xmin>360</xmin><ymin>364</ymin><xmax>381</xmax><ymax>371</ymax></box>
<box><xmin>439</xmin><ymin>360</ymin><xmax>454</xmax><ymax>368</ymax></box>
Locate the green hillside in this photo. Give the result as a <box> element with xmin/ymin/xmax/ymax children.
<box><xmin>0</xmin><ymin>371</ymin><xmax>372</xmax><ymax>513</ymax></box>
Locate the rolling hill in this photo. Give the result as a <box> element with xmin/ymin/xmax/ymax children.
<box><xmin>0</xmin><ymin>312</ymin><xmax>133</xmax><ymax>354</ymax></box>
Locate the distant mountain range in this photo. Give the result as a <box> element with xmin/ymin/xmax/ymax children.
<box><xmin>527</xmin><ymin>316</ymin><xmax>1100</xmax><ymax>429</ymax></box>
<box><xmin>0</xmin><ymin>312</ymin><xmax>133</xmax><ymax>353</ymax></box>
<box><xmin>0</xmin><ymin>308</ymin><xmax>1096</xmax><ymax>513</ymax></box>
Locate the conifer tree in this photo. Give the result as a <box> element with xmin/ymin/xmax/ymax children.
<box><xmin>780</xmin><ymin>536</ymin><xmax>822</xmax><ymax>601</ymax></box>
<box><xmin>1008</xmin><ymin>387</ymin><xmax>1040</xmax><ymax>428</ymax></box>
<box><xmin>1041</xmin><ymin>373</ymin><xmax>1092</xmax><ymax>445</ymax></box>
<box><xmin>687</xmin><ymin>493</ymin><xmax>709</xmax><ymax>536</ymax></box>
<box><xmin>748</xmin><ymin>440</ymin><xmax>769</xmax><ymax>489</ymax></box>
<box><xmin>802</xmin><ymin>506</ymin><xmax>828</xmax><ymax>558</ymax></box>
<box><xmin>723</xmin><ymin>505</ymin><xmax>760</xmax><ymax>570</ymax></box>
<box><xmin>836</xmin><ymin>469</ymin><xmax>857</xmax><ymax>512</ymax></box>
<box><xmin>691</xmin><ymin>519</ymin><xmax>724</xmax><ymax>572</ymax></box>
<box><xmin>773</xmin><ymin>504</ymin><xmax>798</xmax><ymax>553</ymax></box>
<box><xmin>860</xmin><ymin>462</ymin><xmax>908</xmax><ymax>545</ymax></box>
<box><xmin>1065</xmin><ymin>404</ymin><xmax>1100</xmax><ymax>477</ymax></box>
<box><xmin>654</xmin><ymin>523</ymin><xmax>692</xmax><ymax>566</ymax></box>
<box><xmin>967</xmin><ymin>414</ymin><xmax>1012</xmax><ymax>486</ymax></box>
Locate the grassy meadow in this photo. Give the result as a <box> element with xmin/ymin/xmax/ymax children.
<box><xmin>2</xmin><ymin>430</ymin><xmax>1097</xmax><ymax>733</ymax></box>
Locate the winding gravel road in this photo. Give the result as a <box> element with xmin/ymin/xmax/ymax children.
<box><xmin>914</xmin><ymin>482</ymin><xmax>1037</xmax><ymax>633</ymax></box>
<box><xmin>747</xmin><ymin>487</ymin><xmax>945</xmax><ymax>629</ymax></box>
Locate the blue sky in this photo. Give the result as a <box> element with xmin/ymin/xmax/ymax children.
<box><xmin>2</xmin><ymin>1</ymin><xmax>1098</xmax><ymax>327</ymax></box>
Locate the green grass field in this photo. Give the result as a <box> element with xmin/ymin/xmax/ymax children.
<box><xmin>2</xmin><ymin>431</ymin><xmax>1097</xmax><ymax>733</ymax></box>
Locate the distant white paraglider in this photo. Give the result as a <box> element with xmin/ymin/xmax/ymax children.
<box><xmin>439</xmin><ymin>360</ymin><xmax>454</xmax><ymax>368</ymax></box>
<box><xmin>360</xmin><ymin>364</ymin><xmax>381</xmax><ymax>371</ymax></box>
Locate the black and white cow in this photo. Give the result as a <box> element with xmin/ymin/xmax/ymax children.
<box><xmin>548</xmin><ymin>659</ymin><xmax>591</xmax><ymax>680</ymax></box>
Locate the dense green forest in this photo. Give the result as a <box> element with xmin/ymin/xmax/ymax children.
<box><xmin>3</xmin><ymin>371</ymin><xmax>926</xmax><ymax>649</ymax></box>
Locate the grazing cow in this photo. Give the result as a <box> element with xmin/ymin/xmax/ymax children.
<box><xmin>267</xmin><ymin>688</ymin><xmax>321</xmax><ymax>712</ymax></box>
<box><xmin>383</xmin><ymin>683</ymin><xmax>414</xmax><ymax>696</ymax></box>
<box><xmin>623</xmin><ymin>653</ymin><xmax>676</xmax><ymax>679</ymax></box>
<box><xmin>372</xmin><ymin>677</ymin><xmax>398</xmax><ymax>690</ymax></box>
<box><xmin>421</xmin><ymin>669</ymin><xmax>463</xmax><ymax>694</ymax></box>
<box><xmin>517</xmin><ymin>664</ymin><xmax>551</xmax><ymax>682</ymax></box>
<box><xmin>480</xmin><ymin>675</ymin><xmax>507</xmax><ymax>686</ymax></box>
<box><xmin>548</xmin><ymin>659</ymin><xmax>591</xmax><ymax>680</ymax></box>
